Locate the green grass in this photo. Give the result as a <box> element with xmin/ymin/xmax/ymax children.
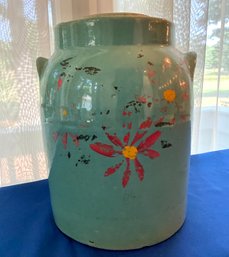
<box><xmin>202</xmin><ymin>74</ymin><xmax>229</xmax><ymax>97</ymax></box>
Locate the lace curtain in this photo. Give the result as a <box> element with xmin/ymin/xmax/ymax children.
<box><xmin>0</xmin><ymin>0</ymin><xmax>228</xmax><ymax>186</ymax></box>
<box><xmin>0</xmin><ymin>0</ymin><xmax>52</xmax><ymax>186</ymax></box>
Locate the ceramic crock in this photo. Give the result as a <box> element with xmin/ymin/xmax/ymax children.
<box><xmin>37</xmin><ymin>13</ymin><xmax>196</xmax><ymax>250</ymax></box>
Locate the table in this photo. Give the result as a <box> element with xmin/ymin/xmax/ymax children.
<box><xmin>0</xmin><ymin>150</ymin><xmax>229</xmax><ymax>257</ymax></box>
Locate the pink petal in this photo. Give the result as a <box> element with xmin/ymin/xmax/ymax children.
<box><xmin>69</xmin><ymin>133</ymin><xmax>79</xmax><ymax>146</ymax></box>
<box><xmin>105</xmin><ymin>133</ymin><xmax>123</xmax><ymax>147</ymax></box>
<box><xmin>90</xmin><ymin>143</ymin><xmax>117</xmax><ymax>157</ymax></box>
<box><xmin>140</xmin><ymin>149</ymin><xmax>160</xmax><ymax>159</ymax></box>
<box><xmin>104</xmin><ymin>160</ymin><xmax>124</xmax><ymax>176</ymax></box>
<box><xmin>62</xmin><ymin>133</ymin><xmax>68</xmax><ymax>149</ymax></box>
<box><xmin>122</xmin><ymin>159</ymin><xmax>131</xmax><ymax>188</ymax></box>
<box><xmin>58</xmin><ymin>78</ymin><xmax>63</xmax><ymax>90</ymax></box>
<box><xmin>136</xmin><ymin>96</ymin><xmax>147</xmax><ymax>103</ymax></box>
<box><xmin>52</xmin><ymin>132</ymin><xmax>59</xmax><ymax>142</ymax></box>
<box><xmin>131</xmin><ymin>131</ymin><xmax>147</xmax><ymax>146</ymax></box>
<box><xmin>139</xmin><ymin>117</ymin><xmax>153</xmax><ymax>129</ymax></box>
<box><xmin>134</xmin><ymin>158</ymin><xmax>144</xmax><ymax>181</ymax></box>
<box><xmin>123</xmin><ymin>132</ymin><xmax>130</xmax><ymax>145</ymax></box>
<box><xmin>127</xmin><ymin>122</ymin><xmax>132</xmax><ymax>129</ymax></box>
<box><xmin>138</xmin><ymin>131</ymin><xmax>161</xmax><ymax>152</ymax></box>
<box><xmin>147</xmin><ymin>70</ymin><xmax>156</xmax><ymax>78</ymax></box>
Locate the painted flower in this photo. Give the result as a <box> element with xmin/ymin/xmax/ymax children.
<box><xmin>52</xmin><ymin>132</ymin><xmax>79</xmax><ymax>149</ymax></box>
<box><xmin>90</xmin><ymin>118</ymin><xmax>161</xmax><ymax>188</ymax></box>
<box><xmin>163</xmin><ymin>89</ymin><xmax>176</xmax><ymax>103</ymax></box>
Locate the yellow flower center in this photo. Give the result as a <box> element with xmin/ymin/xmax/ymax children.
<box><xmin>122</xmin><ymin>146</ymin><xmax>138</xmax><ymax>160</ymax></box>
<box><xmin>163</xmin><ymin>89</ymin><xmax>176</xmax><ymax>103</ymax></box>
<box><xmin>61</xmin><ymin>108</ymin><xmax>68</xmax><ymax>117</ymax></box>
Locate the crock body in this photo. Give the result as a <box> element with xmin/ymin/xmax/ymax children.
<box><xmin>38</xmin><ymin>13</ymin><xmax>196</xmax><ymax>250</ymax></box>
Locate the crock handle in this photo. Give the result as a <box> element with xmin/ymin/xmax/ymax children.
<box><xmin>184</xmin><ymin>52</ymin><xmax>197</xmax><ymax>81</ymax></box>
<box><xmin>36</xmin><ymin>57</ymin><xmax>48</xmax><ymax>80</ymax></box>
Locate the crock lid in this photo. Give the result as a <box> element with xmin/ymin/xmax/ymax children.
<box><xmin>54</xmin><ymin>13</ymin><xmax>174</xmax><ymax>48</ymax></box>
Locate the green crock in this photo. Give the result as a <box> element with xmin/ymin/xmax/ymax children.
<box><xmin>37</xmin><ymin>13</ymin><xmax>196</xmax><ymax>250</ymax></box>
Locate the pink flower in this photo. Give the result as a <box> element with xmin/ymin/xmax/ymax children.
<box><xmin>52</xmin><ymin>132</ymin><xmax>79</xmax><ymax>149</ymax></box>
<box><xmin>90</xmin><ymin>118</ymin><xmax>161</xmax><ymax>188</ymax></box>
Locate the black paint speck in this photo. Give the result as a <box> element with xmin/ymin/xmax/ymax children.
<box><xmin>76</xmin><ymin>134</ymin><xmax>97</xmax><ymax>142</ymax></box>
<box><xmin>124</xmin><ymin>100</ymin><xmax>143</xmax><ymax>113</ymax></box>
<box><xmin>60</xmin><ymin>57</ymin><xmax>73</xmax><ymax>66</ymax></box>
<box><xmin>161</xmin><ymin>140</ymin><xmax>172</xmax><ymax>148</ymax></box>
<box><xmin>102</xmin><ymin>126</ymin><xmax>106</xmax><ymax>130</ymax></box>
<box><xmin>78</xmin><ymin>135</ymin><xmax>84</xmax><ymax>140</ymax></box>
<box><xmin>83</xmin><ymin>66</ymin><xmax>101</xmax><ymax>75</ymax></box>
<box><xmin>106</xmin><ymin>110</ymin><xmax>110</xmax><ymax>115</ymax></box>
<box><xmin>75</xmin><ymin>154</ymin><xmax>91</xmax><ymax>166</ymax></box>
<box><xmin>137</xmin><ymin>54</ymin><xmax>144</xmax><ymax>58</ymax></box>
<box><xmin>67</xmin><ymin>152</ymin><xmax>71</xmax><ymax>159</ymax></box>
<box><xmin>75</xmin><ymin>67</ymin><xmax>82</xmax><ymax>71</ymax></box>
<box><xmin>156</xmin><ymin>122</ymin><xmax>173</xmax><ymax>127</ymax></box>
<box><xmin>91</xmin><ymin>135</ymin><xmax>98</xmax><ymax>141</ymax></box>
<box><xmin>113</xmin><ymin>85</ymin><xmax>120</xmax><ymax>92</ymax></box>
<box><xmin>84</xmin><ymin>135</ymin><xmax>90</xmax><ymax>141</ymax></box>
<box><xmin>84</xmin><ymin>159</ymin><xmax>90</xmax><ymax>164</ymax></box>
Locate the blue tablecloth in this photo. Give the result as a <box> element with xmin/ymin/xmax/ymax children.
<box><xmin>0</xmin><ymin>150</ymin><xmax>229</xmax><ymax>257</ymax></box>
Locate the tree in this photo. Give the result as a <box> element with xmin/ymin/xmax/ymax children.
<box><xmin>205</xmin><ymin>45</ymin><xmax>220</xmax><ymax>70</ymax></box>
<box><xmin>205</xmin><ymin>0</ymin><xmax>229</xmax><ymax>72</ymax></box>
